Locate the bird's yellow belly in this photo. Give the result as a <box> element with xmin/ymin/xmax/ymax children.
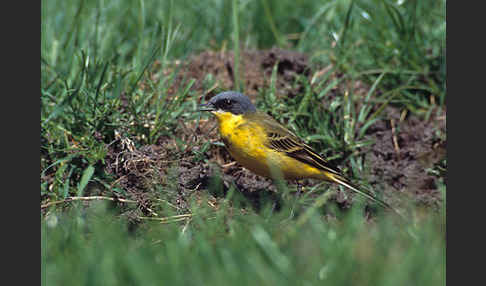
<box><xmin>228</xmin><ymin>146</ymin><xmax>324</xmax><ymax>180</ymax></box>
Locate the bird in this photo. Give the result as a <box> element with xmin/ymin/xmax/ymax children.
<box><xmin>199</xmin><ymin>91</ymin><xmax>395</xmax><ymax>212</ymax></box>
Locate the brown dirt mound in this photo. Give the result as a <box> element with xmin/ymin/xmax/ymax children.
<box><xmin>363</xmin><ymin>106</ymin><xmax>446</xmax><ymax>210</ymax></box>
<box><xmin>89</xmin><ymin>48</ymin><xmax>446</xmax><ymax>219</ymax></box>
<box><xmin>161</xmin><ymin>47</ymin><xmax>311</xmax><ymax>100</ymax></box>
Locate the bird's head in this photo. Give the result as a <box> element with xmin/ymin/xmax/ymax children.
<box><xmin>199</xmin><ymin>91</ymin><xmax>256</xmax><ymax>115</ymax></box>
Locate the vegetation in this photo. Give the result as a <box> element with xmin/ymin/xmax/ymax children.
<box><xmin>41</xmin><ymin>0</ymin><xmax>446</xmax><ymax>285</ymax></box>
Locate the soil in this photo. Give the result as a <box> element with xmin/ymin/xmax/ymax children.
<box><xmin>47</xmin><ymin>48</ymin><xmax>446</xmax><ymax>219</ymax></box>
<box><xmin>160</xmin><ymin>47</ymin><xmax>311</xmax><ymax>101</ymax></box>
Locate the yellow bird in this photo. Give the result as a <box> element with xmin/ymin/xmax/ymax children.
<box><xmin>200</xmin><ymin>91</ymin><xmax>393</xmax><ymax>211</ymax></box>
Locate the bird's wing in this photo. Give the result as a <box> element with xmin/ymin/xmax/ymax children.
<box><xmin>243</xmin><ymin>112</ymin><xmax>404</xmax><ymax>217</ymax></box>
<box><xmin>246</xmin><ymin>112</ymin><xmax>343</xmax><ymax>176</ymax></box>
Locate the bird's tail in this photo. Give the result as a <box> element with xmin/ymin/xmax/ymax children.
<box><xmin>324</xmin><ymin>172</ymin><xmax>406</xmax><ymax>219</ymax></box>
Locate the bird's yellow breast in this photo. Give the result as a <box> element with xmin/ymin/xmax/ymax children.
<box><xmin>213</xmin><ymin>111</ymin><xmax>325</xmax><ymax>180</ymax></box>
<box><xmin>213</xmin><ymin>111</ymin><xmax>269</xmax><ymax>176</ymax></box>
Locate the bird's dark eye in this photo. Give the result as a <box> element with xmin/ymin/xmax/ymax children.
<box><xmin>218</xmin><ymin>99</ymin><xmax>232</xmax><ymax>109</ymax></box>
<box><xmin>214</xmin><ymin>98</ymin><xmax>234</xmax><ymax>110</ymax></box>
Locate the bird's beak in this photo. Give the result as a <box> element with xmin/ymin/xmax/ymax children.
<box><xmin>199</xmin><ymin>102</ymin><xmax>216</xmax><ymax>112</ymax></box>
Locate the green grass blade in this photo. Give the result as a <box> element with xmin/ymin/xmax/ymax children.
<box><xmin>358</xmin><ymin>71</ymin><xmax>386</xmax><ymax>123</ymax></box>
<box><xmin>261</xmin><ymin>0</ymin><xmax>286</xmax><ymax>47</ymax></box>
<box><xmin>232</xmin><ymin>0</ymin><xmax>241</xmax><ymax>92</ymax></box>
<box><xmin>77</xmin><ymin>165</ymin><xmax>95</xmax><ymax>196</ymax></box>
<box><xmin>338</xmin><ymin>0</ymin><xmax>355</xmax><ymax>51</ymax></box>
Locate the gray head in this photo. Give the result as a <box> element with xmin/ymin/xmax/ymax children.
<box><xmin>200</xmin><ymin>91</ymin><xmax>256</xmax><ymax>115</ymax></box>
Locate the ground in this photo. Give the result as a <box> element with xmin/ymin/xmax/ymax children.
<box><xmin>80</xmin><ymin>48</ymin><xmax>447</xmax><ymax>223</ymax></box>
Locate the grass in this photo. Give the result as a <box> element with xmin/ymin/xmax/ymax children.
<box><xmin>41</xmin><ymin>0</ymin><xmax>446</xmax><ymax>285</ymax></box>
<box><xmin>42</xmin><ymin>199</ymin><xmax>444</xmax><ymax>286</ymax></box>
